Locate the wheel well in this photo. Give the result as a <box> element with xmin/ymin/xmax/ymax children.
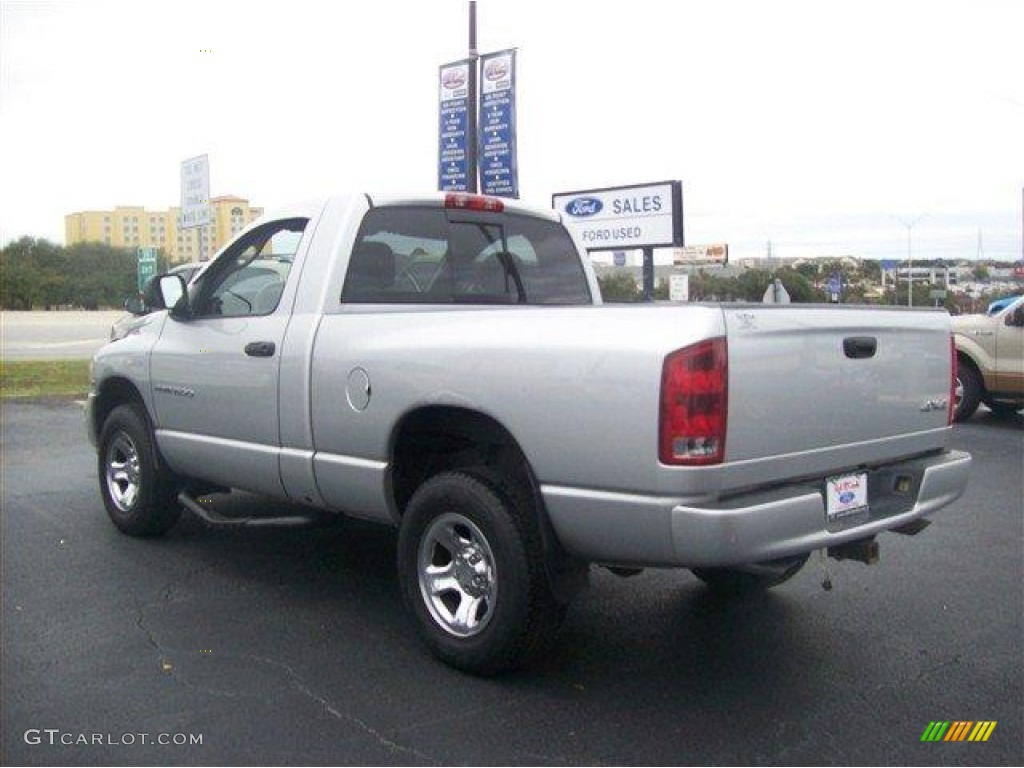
<box><xmin>389</xmin><ymin>406</ymin><xmax>588</xmax><ymax>602</ymax></box>
<box><xmin>390</xmin><ymin>407</ymin><xmax>534</xmax><ymax>516</ymax></box>
<box><xmin>91</xmin><ymin>377</ymin><xmax>147</xmax><ymax>440</ymax></box>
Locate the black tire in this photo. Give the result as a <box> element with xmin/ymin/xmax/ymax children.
<box><xmin>397</xmin><ymin>471</ymin><xmax>565</xmax><ymax>675</ymax></box>
<box><xmin>98</xmin><ymin>404</ymin><xmax>181</xmax><ymax>536</ymax></box>
<box><xmin>954</xmin><ymin>362</ymin><xmax>982</xmax><ymax>422</ymax></box>
<box><xmin>691</xmin><ymin>553</ymin><xmax>809</xmax><ymax>593</ymax></box>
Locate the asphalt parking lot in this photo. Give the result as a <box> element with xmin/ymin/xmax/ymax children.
<box><xmin>2</xmin><ymin>402</ymin><xmax>1021</xmax><ymax>766</ymax></box>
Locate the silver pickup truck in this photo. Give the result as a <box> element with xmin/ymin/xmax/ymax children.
<box><xmin>86</xmin><ymin>193</ymin><xmax>971</xmax><ymax>674</ymax></box>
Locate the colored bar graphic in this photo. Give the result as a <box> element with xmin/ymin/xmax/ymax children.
<box><xmin>945</xmin><ymin>721</ymin><xmax>973</xmax><ymax>741</ymax></box>
<box><xmin>969</xmin><ymin>722</ymin><xmax>997</xmax><ymax>742</ymax></box>
<box><xmin>922</xmin><ymin>720</ymin><xmax>997</xmax><ymax>742</ymax></box>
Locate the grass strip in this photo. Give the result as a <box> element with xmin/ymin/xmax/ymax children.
<box><xmin>0</xmin><ymin>359</ymin><xmax>91</xmax><ymax>399</ymax></box>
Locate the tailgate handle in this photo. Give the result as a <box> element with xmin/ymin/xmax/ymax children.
<box><xmin>843</xmin><ymin>336</ymin><xmax>877</xmax><ymax>359</ymax></box>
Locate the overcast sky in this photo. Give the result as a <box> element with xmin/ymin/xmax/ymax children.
<box><xmin>1</xmin><ymin>0</ymin><xmax>1022</xmax><ymax>262</ymax></box>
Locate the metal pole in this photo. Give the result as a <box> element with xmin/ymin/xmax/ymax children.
<box><xmin>467</xmin><ymin>1</ymin><xmax>479</xmax><ymax>193</ymax></box>
<box><xmin>906</xmin><ymin>225</ymin><xmax>912</xmax><ymax>307</ymax></box>
<box><xmin>642</xmin><ymin>247</ymin><xmax>654</xmax><ymax>301</ymax></box>
<box><xmin>895</xmin><ymin>214</ymin><xmax>925</xmax><ymax>307</ymax></box>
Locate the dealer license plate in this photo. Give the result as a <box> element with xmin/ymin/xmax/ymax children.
<box><xmin>825</xmin><ymin>472</ymin><xmax>869</xmax><ymax>521</ymax></box>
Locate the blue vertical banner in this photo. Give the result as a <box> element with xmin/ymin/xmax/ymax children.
<box><xmin>479</xmin><ymin>49</ymin><xmax>518</xmax><ymax>198</ymax></box>
<box><xmin>438</xmin><ymin>60</ymin><xmax>471</xmax><ymax>192</ymax></box>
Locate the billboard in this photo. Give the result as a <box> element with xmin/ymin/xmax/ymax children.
<box><xmin>438</xmin><ymin>60</ymin><xmax>471</xmax><ymax>192</ymax></box>
<box><xmin>552</xmin><ymin>181</ymin><xmax>683</xmax><ymax>251</ymax></box>
<box><xmin>180</xmin><ymin>154</ymin><xmax>210</xmax><ymax>229</ymax></box>
<box><xmin>673</xmin><ymin>244</ymin><xmax>728</xmax><ymax>266</ymax></box>
<box><xmin>479</xmin><ymin>49</ymin><xmax>518</xmax><ymax>198</ymax></box>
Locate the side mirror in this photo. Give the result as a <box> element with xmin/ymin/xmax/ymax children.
<box><xmin>1006</xmin><ymin>306</ymin><xmax>1024</xmax><ymax>328</ymax></box>
<box><xmin>124</xmin><ymin>295</ymin><xmax>147</xmax><ymax>315</ymax></box>
<box><xmin>157</xmin><ymin>274</ymin><xmax>189</xmax><ymax>318</ymax></box>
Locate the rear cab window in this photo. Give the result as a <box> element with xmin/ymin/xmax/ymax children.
<box><xmin>341</xmin><ymin>206</ymin><xmax>591</xmax><ymax>305</ymax></box>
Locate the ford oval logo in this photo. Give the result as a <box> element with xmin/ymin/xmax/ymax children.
<box><xmin>839</xmin><ymin>491</ymin><xmax>856</xmax><ymax>504</ymax></box>
<box><xmin>565</xmin><ymin>197</ymin><xmax>603</xmax><ymax>217</ymax></box>
<box><xmin>442</xmin><ymin>69</ymin><xmax>466</xmax><ymax>89</ymax></box>
<box><xmin>484</xmin><ymin>59</ymin><xmax>508</xmax><ymax>81</ymax></box>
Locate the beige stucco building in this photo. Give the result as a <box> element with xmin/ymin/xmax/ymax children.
<box><xmin>65</xmin><ymin>196</ymin><xmax>263</xmax><ymax>263</ymax></box>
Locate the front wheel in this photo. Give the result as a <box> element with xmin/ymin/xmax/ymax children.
<box><xmin>691</xmin><ymin>553</ymin><xmax>809</xmax><ymax>593</ymax></box>
<box><xmin>98</xmin><ymin>404</ymin><xmax>181</xmax><ymax>536</ymax></box>
<box><xmin>954</xmin><ymin>364</ymin><xmax>982</xmax><ymax>422</ymax></box>
<box><xmin>397</xmin><ymin>472</ymin><xmax>564</xmax><ymax>675</ymax></box>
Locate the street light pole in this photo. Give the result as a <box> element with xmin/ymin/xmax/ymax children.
<box><xmin>895</xmin><ymin>214</ymin><xmax>926</xmax><ymax>307</ymax></box>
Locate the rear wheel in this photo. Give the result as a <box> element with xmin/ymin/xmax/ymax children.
<box><xmin>691</xmin><ymin>553</ymin><xmax>809</xmax><ymax>593</ymax></box>
<box><xmin>954</xmin><ymin>363</ymin><xmax>982</xmax><ymax>422</ymax></box>
<box><xmin>98</xmin><ymin>404</ymin><xmax>181</xmax><ymax>536</ymax></box>
<box><xmin>397</xmin><ymin>471</ymin><xmax>564</xmax><ymax>675</ymax></box>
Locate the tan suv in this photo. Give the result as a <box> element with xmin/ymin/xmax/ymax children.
<box><xmin>952</xmin><ymin>295</ymin><xmax>1024</xmax><ymax>421</ymax></box>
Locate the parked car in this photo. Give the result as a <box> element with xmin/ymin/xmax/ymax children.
<box><xmin>987</xmin><ymin>294</ymin><xmax>1022</xmax><ymax>315</ymax></box>
<box><xmin>109</xmin><ymin>262</ymin><xmax>206</xmax><ymax>341</ymax></box>
<box><xmin>953</xmin><ymin>295</ymin><xmax>1024</xmax><ymax>420</ymax></box>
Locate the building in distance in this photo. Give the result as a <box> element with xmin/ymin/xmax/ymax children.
<box><xmin>65</xmin><ymin>195</ymin><xmax>263</xmax><ymax>263</ymax></box>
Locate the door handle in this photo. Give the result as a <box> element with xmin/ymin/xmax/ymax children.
<box><xmin>244</xmin><ymin>341</ymin><xmax>276</xmax><ymax>357</ymax></box>
<box><xmin>843</xmin><ymin>336</ymin><xmax>877</xmax><ymax>359</ymax></box>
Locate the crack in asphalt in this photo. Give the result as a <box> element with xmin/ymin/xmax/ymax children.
<box><xmin>132</xmin><ymin>564</ymin><xmax>435</xmax><ymax>761</ymax></box>
<box><xmin>134</xmin><ymin>564</ymin><xmax>241</xmax><ymax>699</ymax></box>
<box><xmin>244</xmin><ymin>653</ymin><xmax>437</xmax><ymax>764</ymax></box>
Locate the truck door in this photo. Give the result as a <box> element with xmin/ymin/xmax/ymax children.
<box><xmin>149</xmin><ymin>217</ymin><xmax>308</xmax><ymax>496</ymax></box>
<box><xmin>994</xmin><ymin>297</ymin><xmax>1024</xmax><ymax>393</ymax></box>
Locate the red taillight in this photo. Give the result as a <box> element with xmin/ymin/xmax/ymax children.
<box><xmin>949</xmin><ymin>335</ymin><xmax>957</xmax><ymax>426</ymax></box>
<box><xmin>659</xmin><ymin>338</ymin><xmax>728</xmax><ymax>465</ymax></box>
<box><xmin>444</xmin><ymin>193</ymin><xmax>504</xmax><ymax>213</ymax></box>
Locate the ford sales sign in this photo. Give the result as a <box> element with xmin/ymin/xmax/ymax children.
<box><xmin>552</xmin><ymin>181</ymin><xmax>683</xmax><ymax>251</ymax></box>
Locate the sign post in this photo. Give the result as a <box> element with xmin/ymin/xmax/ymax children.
<box><xmin>180</xmin><ymin>154</ymin><xmax>211</xmax><ymax>260</ymax></box>
<box><xmin>438</xmin><ymin>3</ymin><xmax>518</xmax><ymax>197</ymax></box>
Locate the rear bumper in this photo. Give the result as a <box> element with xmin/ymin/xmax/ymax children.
<box><xmin>542</xmin><ymin>449</ymin><xmax>971</xmax><ymax>568</ymax></box>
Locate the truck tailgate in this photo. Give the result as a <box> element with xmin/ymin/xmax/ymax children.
<box><xmin>723</xmin><ymin>306</ymin><xmax>952</xmax><ymax>473</ymax></box>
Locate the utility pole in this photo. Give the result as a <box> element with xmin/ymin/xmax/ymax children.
<box><xmin>895</xmin><ymin>214</ymin><xmax>926</xmax><ymax>307</ymax></box>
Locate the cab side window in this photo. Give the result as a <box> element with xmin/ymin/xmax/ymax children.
<box><xmin>194</xmin><ymin>218</ymin><xmax>307</xmax><ymax>317</ymax></box>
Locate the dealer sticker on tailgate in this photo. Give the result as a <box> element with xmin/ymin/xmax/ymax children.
<box><xmin>826</xmin><ymin>473</ymin><xmax>869</xmax><ymax>521</ymax></box>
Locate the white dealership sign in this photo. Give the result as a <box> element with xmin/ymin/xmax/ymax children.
<box><xmin>180</xmin><ymin>154</ymin><xmax>211</xmax><ymax>229</ymax></box>
<box><xmin>669</xmin><ymin>273</ymin><xmax>690</xmax><ymax>302</ymax></box>
<box><xmin>552</xmin><ymin>181</ymin><xmax>683</xmax><ymax>251</ymax></box>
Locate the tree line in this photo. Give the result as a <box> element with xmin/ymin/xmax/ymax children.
<box><xmin>597</xmin><ymin>262</ymin><xmax>1004</xmax><ymax>312</ymax></box>
<box><xmin>1</xmin><ymin>238</ymin><xmax>170</xmax><ymax>310</ymax></box>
